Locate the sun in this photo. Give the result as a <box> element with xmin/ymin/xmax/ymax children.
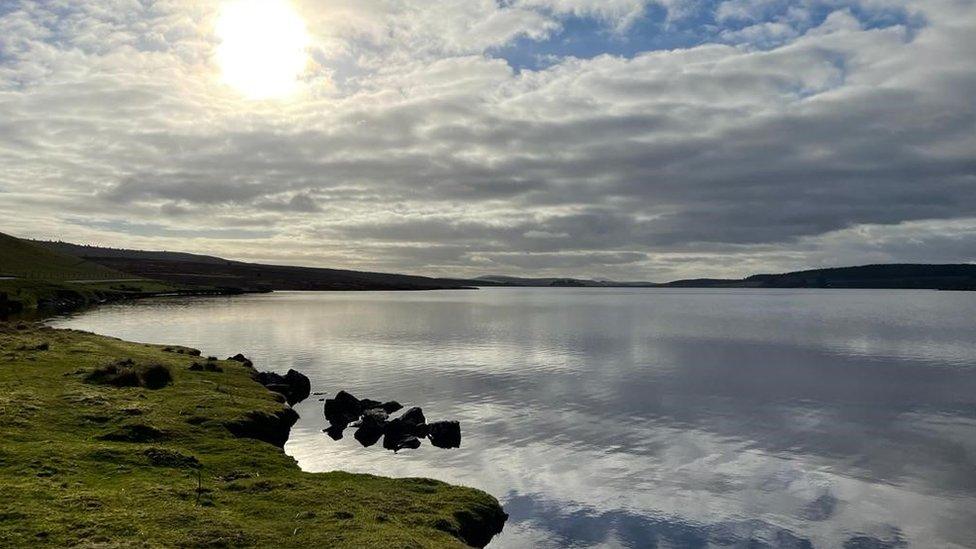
<box><xmin>215</xmin><ymin>0</ymin><xmax>310</xmax><ymax>100</ymax></box>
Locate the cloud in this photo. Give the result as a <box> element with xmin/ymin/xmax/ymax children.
<box><xmin>0</xmin><ymin>0</ymin><xmax>973</xmax><ymax>280</ymax></box>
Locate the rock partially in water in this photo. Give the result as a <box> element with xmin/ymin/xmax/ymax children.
<box><xmin>359</xmin><ymin>398</ymin><xmax>383</xmax><ymax>410</ymax></box>
<box><xmin>324</xmin><ymin>390</ymin><xmax>362</xmax><ymax>424</ymax></box>
<box><xmin>428</xmin><ymin>421</ymin><xmax>462</xmax><ymax>449</ymax></box>
<box><xmin>351</xmin><ymin>408</ymin><xmax>389</xmax><ymax>447</ymax></box>
<box><xmin>254</xmin><ymin>369</ymin><xmax>311</xmax><ymax>406</ymax></box>
<box><xmin>324</xmin><ymin>422</ymin><xmax>346</xmax><ymax>441</ymax></box>
<box><xmin>383</xmin><ymin>432</ymin><xmax>422</xmax><ymax>452</ymax></box>
<box><xmin>354</xmin><ymin>424</ymin><xmax>383</xmax><ymax>447</ymax></box>
<box><xmin>284</xmin><ymin>369</ymin><xmax>311</xmax><ymax>404</ymax></box>
<box><xmin>226</xmin><ymin>353</ymin><xmax>253</xmax><ymax>368</ymax></box>
<box><xmin>380</xmin><ymin>401</ymin><xmax>404</xmax><ymax>414</ymax></box>
<box><xmin>322</xmin><ymin>392</ymin><xmax>461</xmax><ymax>453</ymax></box>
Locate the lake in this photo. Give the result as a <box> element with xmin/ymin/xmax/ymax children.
<box><xmin>51</xmin><ymin>288</ymin><xmax>976</xmax><ymax>548</ymax></box>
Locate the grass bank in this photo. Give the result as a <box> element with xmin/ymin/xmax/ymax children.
<box><xmin>0</xmin><ymin>323</ymin><xmax>506</xmax><ymax>547</ymax></box>
<box><xmin>0</xmin><ymin>278</ymin><xmax>247</xmax><ymax>317</ymax></box>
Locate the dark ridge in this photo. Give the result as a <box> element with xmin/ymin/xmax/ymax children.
<box><xmin>662</xmin><ymin>264</ymin><xmax>976</xmax><ymax>290</ymax></box>
<box><xmin>34</xmin><ymin>240</ymin><xmax>480</xmax><ymax>292</ymax></box>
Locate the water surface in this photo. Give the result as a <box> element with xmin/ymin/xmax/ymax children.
<box><xmin>52</xmin><ymin>288</ymin><xmax>976</xmax><ymax>548</ymax></box>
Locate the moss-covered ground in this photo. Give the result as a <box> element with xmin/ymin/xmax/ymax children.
<box><xmin>0</xmin><ymin>324</ymin><xmax>505</xmax><ymax>548</ymax></box>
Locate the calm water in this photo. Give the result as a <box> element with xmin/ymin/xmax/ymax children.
<box><xmin>51</xmin><ymin>288</ymin><xmax>976</xmax><ymax>548</ymax></box>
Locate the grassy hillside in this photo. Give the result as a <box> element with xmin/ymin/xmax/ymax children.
<box><xmin>35</xmin><ymin>241</ymin><xmax>480</xmax><ymax>292</ymax></box>
<box><xmin>0</xmin><ymin>232</ymin><xmax>236</xmax><ymax>315</ymax></box>
<box><xmin>0</xmin><ymin>232</ymin><xmax>125</xmax><ymax>281</ymax></box>
<box><xmin>0</xmin><ymin>324</ymin><xmax>506</xmax><ymax>547</ymax></box>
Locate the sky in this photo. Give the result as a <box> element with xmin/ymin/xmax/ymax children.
<box><xmin>0</xmin><ymin>0</ymin><xmax>974</xmax><ymax>281</ymax></box>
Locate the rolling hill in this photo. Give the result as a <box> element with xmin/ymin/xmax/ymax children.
<box><xmin>0</xmin><ymin>232</ymin><xmax>126</xmax><ymax>281</ymax></box>
<box><xmin>37</xmin><ymin>241</ymin><xmax>479</xmax><ymax>291</ymax></box>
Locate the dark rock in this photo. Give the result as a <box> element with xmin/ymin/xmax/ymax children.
<box><xmin>324</xmin><ymin>422</ymin><xmax>347</xmax><ymax>440</ymax></box>
<box><xmin>383</xmin><ymin>432</ymin><xmax>422</xmax><ymax>452</ymax></box>
<box><xmin>380</xmin><ymin>401</ymin><xmax>403</xmax><ymax>414</ymax></box>
<box><xmin>359</xmin><ymin>398</ymin><xmax>383</xmax><ymax>410</ymax></box>
<box><xmin>255</xmin><ymin>371</ymin><xmax>286</xmax><ymax>387</ymax></box>
<box><xmin>398</xmin><ymin>407</ymin><xmax>429</xmax><ymax>437</ymax></box>
<box><xmin>428</xmin><ymin>421</ymin><xmax>462</xmax><ymax>449</ymax></box>
<box><xmin>189</xmin><ymin>362</ymin><xmax>204</xmax><ymax>371</ymax></box>
<box><xmin>266</xmin><ymin>383</ymin><xmax>292</xmax><ymax>397</ymax></box>
<box><xmin>283</xmin><ymin>369</ymin><xmax>311</xmax><ymax>404</ymax></box>
<box><xmin>224</xmin><ymin>407</ymin><xmax>299</xmax><ymax>448</ymax></box>
<box><xmin>382</xmin><ymin>413</ymin><xmax>428</xmax><ymax>451</ymax></box>
<box><xmin>324</xmin><ymin>390</ymin><xmax>361</xmax><ymax>424</ymax></box>
<box><xmin>360</xmin><ymin>408</ymin><xmax>389</xmax><ymax>427</ymax></box>
<box><xmin>227</xmin><ymin>353</ymin><xmax>254</xmax><ymax>368</ymax></box>
<box><xmin>353</xmin><ymin>425</ymin><xmax>383</xmax><ymax>447</ymax></box>
<box><xmin>255</xmin><ymin>370</ymin><xmax>311</xmax><ymax>405</ymax></box>
<box><xmin>400</xmin><ymin>406</ymin><xmax>426</xmax><ymax>426</ymax></box>
<box><xmin>443</xmin><ymin>507</ymin><xmax>510</xmax><ymax>548</ymax></box>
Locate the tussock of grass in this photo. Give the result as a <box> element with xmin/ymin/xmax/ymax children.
<box><xmin>0</xmin><ymin>324</ymin><xmax>506</xmax><ymax>548</ymax></box>
<box><xmin>85</xmin><ymin>360</ymin><xmax>173</xmax><ymax>390</ymax></box>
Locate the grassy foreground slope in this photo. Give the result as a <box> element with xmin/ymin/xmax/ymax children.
<box><xmin>0</xmin><ymin>324</ymin><xmax>506</xmax><ymax>548</ymax></box>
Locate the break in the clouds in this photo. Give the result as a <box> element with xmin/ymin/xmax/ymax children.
<box><xmin>0</xmin><ymin>0</ymin><xmax>973</xmax><ymax>280</ymax></box>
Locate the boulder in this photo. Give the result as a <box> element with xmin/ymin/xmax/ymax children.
<box><xmin>255</xmin><ymin>370</ymin><xmax>311</xmax><ymax>406</ymax></box>
<box><xmin>399</xmin><ymin>407</ymin><xmax>429</xmax><ymax>437</ymax></box>
<box><xmin>324</xmin><ymin>422</ymin><xmax>346</xmax><ymax>441</ymax></box>
<box><xmin>380</xmin><ymin>401</ymin><xmax>404</xmax><ymax>414</ymax></box>
<box><xmin>428</xmin><ymin>421</ymin><xmax>462</xmax><ymax>449</ymax></box>
<box><xmin>359</xmin><ymin>408</ymin><xmax>389</xmax><ymax>427</ymax></box>
<box><xmin>359</xmin><ymin>398</ymin><xmax>383</xmax><ymax>410</ymax></box>
<box><xmin>227</xmin><ymin>353</ymin><xmax>253</xmax><ymax>368</ymax></box>
<box><xmin>266</xmin><ymin>383</ymin><xmax>292</xmax><ymax>397</ymax></box>
<box><xmin>383</xmin><ymin>432</ymin><xmax>422</xmax><ymax>452</ymax></box>
<box><xmin>255</xmin><ymin>371</ymin><xmax>286</xmax><ymax>387</ymax></box>
<box><xmin>353</xmin><ymin>424</ymin><xmax>383</xmax><ymax>447</ymax></box>
<box><xmin>323</xmin><ymin>391</ymin><xmax>361</xmax><ymax>424</ymax></box>
<box><xmin>283</xmin><ymin>369</ymin><xmax>311</xmax><ymax>404</ymax></box>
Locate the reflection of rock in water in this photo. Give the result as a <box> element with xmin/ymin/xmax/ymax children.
<box><xmin>321</xmin><ymin>391</ymin><xmax>461</xmax><ymax>452</ymax></box>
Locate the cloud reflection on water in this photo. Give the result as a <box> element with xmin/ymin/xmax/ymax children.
<box><xmin>52</xmin><ymin>288</ymin><xmax>976</xmax><ymax>548</ymax></box>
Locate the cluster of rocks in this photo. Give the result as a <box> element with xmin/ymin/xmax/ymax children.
<box><xmin>323</xmin><ymin>390</ymin><xmax>461</xmax><ymax>452</ymax></box>
<box><xmin>228</xmin><ymin>354</ymin><xmax>311</xmax><ymax>407</ymax></box>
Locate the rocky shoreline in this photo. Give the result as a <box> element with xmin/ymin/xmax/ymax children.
<box><xmin>0</xmin><ymin>285</ymin><xmax>509</xmax><ymax>547</ymax></box>
<box><xmin>0</xmin><ymin>322</ymin><xmax>508</xmax><ymax>547</ymax></box>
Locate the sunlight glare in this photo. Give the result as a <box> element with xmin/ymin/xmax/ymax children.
<box><xmin>216</xmin><ymin>0</ymin><xmax>310</xmax><ymax>100</ymax></box>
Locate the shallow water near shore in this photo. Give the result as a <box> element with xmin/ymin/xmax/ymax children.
<box><xmin>52</xmin><ymin>288</ymin><xmax>976</xmax><ymax>548</ymax></box>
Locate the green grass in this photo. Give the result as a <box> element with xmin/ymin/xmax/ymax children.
<box><xmin>0</xmin><ymin>324</ymin><xmax>506</xmax><ymax>548</ymax></box>
<box><xmin>0</xmin><ymin>232</ymin><xmax>126</xmax><ymax>281</ymax></box>
<box><xmin>0</xmin><ymin>278</ymin><xmax>182</xmax><ymax>313</ymax></box>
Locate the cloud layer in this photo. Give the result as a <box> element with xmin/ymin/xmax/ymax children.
<box><xmin>0</xmin><ymin>0</ymin><xmax>974</xmax><ymax>280</ymax></box>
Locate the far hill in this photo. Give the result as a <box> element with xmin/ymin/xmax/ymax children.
<box><xmin>35</xmin><ymin>241</ymin><xmax>479</xmax><ymax>292</ymax></box>
<box><xmin>0</xmin><ymin>232</ymin><xmax>126</xmax><ymax>281</ymax></box>
<box><xmin>663</xmin><ymin>264</ymin><xmax>976</xmax><ymax>290</ymax></box>
<box><xmin>475</xmin><ymin>275</ymin><xmax>656</xmax><ymax>287</ymax></box>
<box><xmin>24</xmin><ymin>237</ymin><xmax>976</xmax><ymax>292</ymax></box>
